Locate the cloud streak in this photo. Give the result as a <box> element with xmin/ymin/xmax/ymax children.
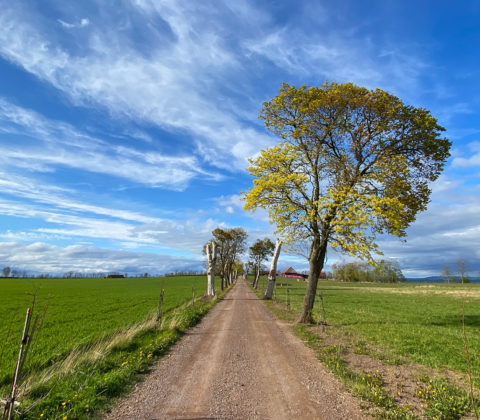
<box><xmin>58</xmin><ymin>18</ymin><xmax>90</xmax><ymax>29</ymax></box>
<box><xmin>0</xmin><ymin>241</ymin><xmax>202</xmax><ymax>275</ymax></box>
<box><xmin>0</xmin><ymin>98</ymin><xmax>219</xmax><ymax>190</ymax></box>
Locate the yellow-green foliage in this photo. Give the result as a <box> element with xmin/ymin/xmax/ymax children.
<box><xmin>243</xmin><ymin>81</ymin><xmax>451</xmax><ymax>264</ymax></box>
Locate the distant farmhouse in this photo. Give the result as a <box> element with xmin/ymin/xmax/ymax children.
<box><xmin>281</xmin><ymin>267</ymin><xmax>326</xmax><ymax>280</ymax></box>
<box><xmin>281</xmin><ymin>267</ymin><xmax>308</xmax><ymax>279</ymax></box>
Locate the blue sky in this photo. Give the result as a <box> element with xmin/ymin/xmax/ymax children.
<box><xmin>0</xmin><ymin>0</ymin><xmax>479</xmax><ymax>277</ymax></box>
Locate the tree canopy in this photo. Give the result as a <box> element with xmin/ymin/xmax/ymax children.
<box><xmin>211</xmin><ymin>227</ymin><xmax>247</xmax><ymax>290</ymax></box>
<box><xmin>243</xmin><ymin>81</ymin><xmax>450</xmax><ymax>322</ymax></box>
<box><xmin>249</xmin><ymin>237</ymin><xmax>275</xmax><ymax>288</ymax></box>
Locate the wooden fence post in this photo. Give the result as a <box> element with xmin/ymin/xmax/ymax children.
<box><xmin>317</xmin><ymin>291</ymin><xmax>327</xmax><ymax>327</ymax></box>
<box><xmin>155</xmin><ymin>289</ymin><xmax>165</xmax><ymax>327</ymax></box>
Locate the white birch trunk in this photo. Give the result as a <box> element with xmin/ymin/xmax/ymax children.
<box><xmin>206</xmin><ymin>241</ymin><xmax>217</xmax><ymax>296</ymax></box>
<box><xmin>264</xmin><ymin>239</ymin><xmax>283</xmax><ymax>300</ymax></box>
<box><xmin>254</xmin><ymin>263</ymin><xmax>260</xmax><ymax>289</ymax></box>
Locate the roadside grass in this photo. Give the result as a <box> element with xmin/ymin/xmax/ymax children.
<box><xmin>0</xmin><ymin>275</ymin><xmax>223</xmax><ymax>419</ymax></box>
<box><xmin>252</xmin><ymin>276</ymin><xmax>480</xmax><ymax>419</ymax></box>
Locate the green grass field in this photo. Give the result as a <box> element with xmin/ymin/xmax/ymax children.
<box><xmin>0</xmin><ymin>275</ymin><xmax>223</xmax><ymax>418</ymax></box>
<box><xmin>257</xmin><ymin>277</ymin><xmax>480</xmax><ymax>383</ymax></box>
<box><xmin>254</xmin><ymin>277</ymin><xmax>480</xmax><ymax>418</ymax></box>
<box><xmin>0</xmin><ymin>275</ymin><xmax>212</xmax><ymax>388</ymax></box>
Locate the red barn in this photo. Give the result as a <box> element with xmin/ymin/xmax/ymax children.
<box><xmin>281</xmin><ymin>267</ymin><xmax>326</xmax><ymax>280</ymax></box>
<box><xmin>281</xmin><ymin>267</ymin><xmax>307</xmax><ymax>279</ymax></box>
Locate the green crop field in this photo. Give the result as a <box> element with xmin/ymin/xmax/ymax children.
<box><xmin>0</xmin><ymin>275</ymin><xmax>214</xmax><ymax>399</ymax></box>
<box><xmin>257</xmin><ymin>277</ymin><xmax>480</xmax><ymax>381</ymax></box>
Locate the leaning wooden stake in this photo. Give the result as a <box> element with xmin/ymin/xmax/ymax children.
<box><xmin>155</xmin><ymin>289</ymin><xmax>165</xmax><ymax>327</ymax></box>
<box><xmin>317</xmin><ymin>291</ymin><xmax>327</xmax><ymax>327</ymax></box>
<box><xmin>286</xmin><ymin>287</ymin><xmax>291</xmax><ymax>310</ymax></box>
<box><xmin>3</xmin><ymin>308</ymin><xmax>34</xmax><ymax>420</ymax></box>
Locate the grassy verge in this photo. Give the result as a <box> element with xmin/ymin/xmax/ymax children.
<box><xmin>250</xmin><ymin>276</ymin><xmax>480</xmax><ymax>419</ymax></box>
<box><xmin>1</xmin><ymin>277</ymin><xmax>229</xmax><ymax>419</ymax></box>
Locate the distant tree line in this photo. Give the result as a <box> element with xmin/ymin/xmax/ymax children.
<box><xmin>1</xmin><ymin>266</ymin><xmax>29</xmax><ymax>278</ymax></box>
<box><xmin>332</xmin><ymin>260</ymin><xmax>405</xmax><ymax>283</ymax></box>
<box><xmin>441</xmin><ymin>258</ymin><xmax>478</xmax><ymax>283</ymax></box>
<box><xmin>164</xmin><ymin>270</ymin><xmax>206</xmax><ymax>277</ymax></box>
<box><xmin>1</xmin><ymin>266</ymin><xmax>205</xmax><ymax>279</ymax></box>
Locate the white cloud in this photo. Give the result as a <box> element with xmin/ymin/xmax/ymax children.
<box><xmin>0</xmin><ymin>193</ymin><xmax>221</xmax><ymax>254</ymax></box>
<box><xmin>0</xmin><ymin>3</ymin><xmax>275</xmax><ymax>171</ymax></box>
<box><xmin>58</xmin><ymin>18</ymin><xmax>90</xmax><ymax>29</ymax></box>
<box><xmin>0</xmin><ymin>241</ymin><xmax>201</xmax><ymax>275</ymax></box>
<box><xmin>452</xmin><ymin>154</ymin><xmax>480</xmax><ymax>168</ymax></box>
<box><xmin>243</xmin><ymin>27</ymin><xmax>427</xmax><ymax>101</ymax></box>
<box><xmin>0</xmin><ymin>98</ymin><xmax>220</xmax><ymax>190</ymax></box>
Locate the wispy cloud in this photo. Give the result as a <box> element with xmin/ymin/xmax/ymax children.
<box><xmin>451</xmin><ymin>141</ymin><xmax>480</xmax><ymax>168</ymax></box>
<box><xmin>58</xmin><ymin>18</ymin><xmax>90</xmax><ymax>29</ymax></box>
<box><xmin>0</xmin><ymin>98</ymin><xmax>219</xmax><ymax>189</ymax></box>
<box><xmin>244</xmin><ymin>27</ymin><xmax>428</xmax><ymax>102</ymax></box>
<box><xmin>0</xmin><ymin>2</ymin><xmax>274</xmax><ymax>170</ymax></box>
<box><xmin>0</xmin><ymin>241</ymin><xmax>201</xmax><ymax>275</ymax></box>
<box><xmin>0</xmin><ymin>170</ymin><xmax>224</xmax><ymax>253</ymax></box>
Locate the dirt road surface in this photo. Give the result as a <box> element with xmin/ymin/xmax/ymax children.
<box><xmin>105</xmin><ymin>279</ymin><xmax>365</xmax><ymax>419</ymax></box>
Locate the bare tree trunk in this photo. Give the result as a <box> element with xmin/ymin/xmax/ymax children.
<box><xmin>206</xmin><ymin>241</ymin><xmax>217</xmax><ymax>296</ymax></box>
<box><xmin>263</xmin><ymin>239</ymin><xmax>282</xmax><ymax>300</ymax></box>
<box><xmin>298</xmin><ymin>235</ymin><xmax>327</xmax><ymax>323</ymax></box>
<box><xmin>253</xmin><ymin>264</ymin><xmax>260</xmax><ymax>289</ymax></box>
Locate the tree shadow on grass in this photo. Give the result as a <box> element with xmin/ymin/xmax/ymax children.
<box><xmin>429</xmin><ymin>314</ymin><xmax>480</xmax><ymax>327</ymax></box>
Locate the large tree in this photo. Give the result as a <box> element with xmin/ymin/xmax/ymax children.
<box><xmin>249</xmin><ymin>237</ymin><xmax>275</xmax><ymax>289</ymax></box>
<box><xmin>243</xmin><ymin>82</ymin><xmax>450</xmax><ymax>323</ymax></box>
<box><xmin>211</xmin><ymin>227</ymin><xmax>247</xmax><ymax>290</ymax></box>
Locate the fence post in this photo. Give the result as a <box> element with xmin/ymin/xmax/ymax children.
<box><xmin>191</xmin><ymin>286</ymin><xmax>195</xmax><ymax>308</ymax></box>
<box><xmin>156</xmin><ymin>289</ymin><xmax>164</xmax><ymax>327</ymax></box>
<box><xmin>318</xmin><ymin>291</ymin><xmax>327</xmax><ymax>327</ymax></box>
<box><xmin>286</xmin><ymin>287</ymin><xmax>290</xmax><ymax>310</ymax></box>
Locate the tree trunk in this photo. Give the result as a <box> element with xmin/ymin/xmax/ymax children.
<box><xmin>263</xmin><ymin>239</ymin><xmax>283</xmax><ymax>300</ymax></box>
<box><xmin>253</xmin><ymin>264</ymin><xmax>260</xmax><ymax>289</ymax></box>
<box><xmin>298</xmin><ymin>236</ymin><xmax>327</xmax><ymax>323</ymax></box>
<box><xmin>206</xmin><ymin>241</ymin><xmax>217</xmax><ymax>296</ymax></box>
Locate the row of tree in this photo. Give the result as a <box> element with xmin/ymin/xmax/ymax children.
<box><xmin>204</xmin><ymin>227</ymin><xmax>248</xmax><ymax>295</ymax></box>
<box><xmin>203</xmin><ymin>229</ymin><xmax>283</xmax><ymax>300</ymax></box>
<box><xmin>332</xmin><ymin>260</ymin><xmax>406</xmax><ymax>283</ymax></box>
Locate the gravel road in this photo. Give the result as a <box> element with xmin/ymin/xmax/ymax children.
<box><xmin>104</xmin><ymin>279</ymin><xmax>365</xmax><ymax>419</ymax></box>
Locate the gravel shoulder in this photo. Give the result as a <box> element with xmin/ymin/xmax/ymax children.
<box><xmin>104</xmin><ymin>279</ymin><xmax>366</xmax><ymax>419</ymax></box>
